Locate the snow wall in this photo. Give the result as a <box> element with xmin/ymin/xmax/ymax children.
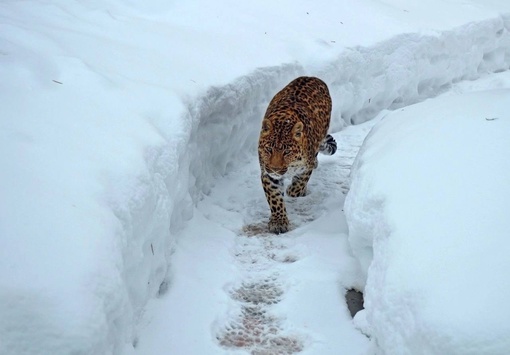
<box><xmin>345</xmin><ymin>89</ymin><xmax>510</xmax><ymax>354</ymax></box>
<box><xmin>2</xmin><ymin>13</ymin><xmax>510</xmax><ymax>355</ymax></box>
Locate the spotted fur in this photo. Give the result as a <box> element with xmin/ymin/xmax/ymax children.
<box><xmin>258</xmin><ymin>76</ymin><xmax>336</xmax><ymax>234</ymax></box>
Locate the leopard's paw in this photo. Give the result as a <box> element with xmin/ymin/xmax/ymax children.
<box><xmin>268</xmin><ymin>216</ymin><xmax>290</xmax><ymax>234</ymax></box>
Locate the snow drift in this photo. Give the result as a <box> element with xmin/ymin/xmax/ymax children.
<box><xmin>345</xmin><ymin>87</ymin><xmax>510</xmax><ymax>354</ymax></box>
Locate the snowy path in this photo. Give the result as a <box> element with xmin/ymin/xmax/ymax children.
<box><xmin>132</xmin><ymin>119</ymin><xmax>378</xmax><ymax>354</ymax></box>
<box><xmin>212</xmin><ymin>123</ymin><xmax>376</xmax><ymax>354</ymax></box>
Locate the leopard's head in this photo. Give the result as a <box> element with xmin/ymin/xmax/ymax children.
<box><xmin>258</xmin><ymin>116</ymin><xmax>307</xmax><ymax>178</ymax></box>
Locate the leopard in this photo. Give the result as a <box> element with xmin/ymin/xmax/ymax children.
<box><xmin>258</xmin><ymin>76</ymin><xmax>337</xmax><ymax>234</ymax></box>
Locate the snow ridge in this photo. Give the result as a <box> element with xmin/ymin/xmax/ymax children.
<box><xmin>320</xmin><ymin>15</ymin><xmax>510</xmax><ymax>128</ymax></box>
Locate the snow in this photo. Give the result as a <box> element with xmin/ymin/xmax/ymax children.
<box><xmin>1</xmin><ymin>0</ymin><xmax>510</xmax><ymax>354</ymax></box>
<box><xmin>345</xmin><ymin>76</ymin><xmax>510</xmax><ymax>354</ymax></box>
<box><xmin>130</xmin><ymin>120</ymin><xmax>375</xmax><ymax>354</ymax></box>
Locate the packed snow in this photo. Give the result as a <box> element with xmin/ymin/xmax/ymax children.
<box><xmin>1</xmin><ymin>0</ymin><xmax>510</xmax><ymax>354</ymax></box>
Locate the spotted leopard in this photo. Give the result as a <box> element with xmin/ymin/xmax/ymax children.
<box><xmin>258</xmin><ymin>76</ymin><xmax>336</xmax><ymax>234</ymax></box>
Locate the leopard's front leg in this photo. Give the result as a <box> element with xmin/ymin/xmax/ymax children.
<box><xmin>286</xmin><ymin>168</ymin><xmax>313</xmax><ymax>197</ymax></box>
<box><xmin>261</xmin><ymin>173</ymin><xmax>289</xmax><ymax>234</ymax></box>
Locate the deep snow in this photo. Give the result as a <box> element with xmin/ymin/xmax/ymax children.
<box><xmin>346</xmin><ymin>74</ymin><xmax>510</xmax><ymax>354</ymax></box>
<box><xmin>1</xmin><ymin>0</ymin><xmax>510</xmax><ymax>354</ymax></box>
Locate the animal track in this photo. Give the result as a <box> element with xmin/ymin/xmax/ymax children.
<box><xmin>217</xmin><ymin>303</ymin><xmax>304</xmax><ymax>354</ymax></box>
<box><xmin>231</xmin><ymin>279</ymin><xmax>284</xmax><ymax>305</ymax></box>
<box><xmin>217</xmin><ymin>239</ymin><xmax>304</xmax><ymax>354</ymax></box>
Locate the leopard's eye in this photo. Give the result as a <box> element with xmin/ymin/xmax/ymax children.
<box><xmin>295</xmin><ymin>132</ymin><xmax>302</xmax><ymax>138</ymax></box>
<box><xmin>262</xmin><ymin>120</ymin><xmax>272</xmax><ymax>134</ymax></box>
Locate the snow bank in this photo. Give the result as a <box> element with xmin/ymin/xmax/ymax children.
<box><xmin>1</xmin><ymin>0</ymin><xmax>510</xmax><ymax>354</ymax></box>
<box><xmin>319</xmin><ymin>15</ymin><xmax>510</xmax><ymax>129</ymax></box>
<box><xmin>0</xmin><ymin>2</ymin><xmax>189</xmax><ymax>353</ymax></box>
<box><xmin>345</xmin><ymin>87</ymin><xmax>510</xmax><ymax>354</ymax></box>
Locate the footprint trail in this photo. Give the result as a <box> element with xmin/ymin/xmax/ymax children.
<box><xmin>199</xmin><ymin>120</ymin><xmax>378</xmax><ymax>354</ymax></box>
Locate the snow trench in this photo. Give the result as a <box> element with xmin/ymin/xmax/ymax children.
<box><xmin>123</xmin><ymin>15</ymin><xmax>510</xmax><ymax>352</ymax></box>
<box><xmin>182</xmin><ymin>14</ymin><xmax>510</xmax><ymax>198</ymax></box>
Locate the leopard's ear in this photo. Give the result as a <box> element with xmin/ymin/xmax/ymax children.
<box><xmin>261</xmin><ymin>119</ymin><xmax>272</xmax><ymax>136</ymax></box>
<box><xmin>292</xmin><ymin>121</ymin><xmax>304</xmax><ymax>140</ymax></box>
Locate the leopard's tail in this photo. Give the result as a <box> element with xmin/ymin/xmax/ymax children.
<box><xmin>319</xmin><ymin>134</ymin><xmax>337</xmax><ymax>155</ymax></box>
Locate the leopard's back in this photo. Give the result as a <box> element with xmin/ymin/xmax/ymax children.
<box><xmin>265</xmin><ymin>76</ymin><xmax>332</xmax><ymax>150</ymax></box>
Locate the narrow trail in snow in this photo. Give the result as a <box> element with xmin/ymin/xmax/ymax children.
<box><xmin>129</xmin><ymin>17</ymin><xmax>510</xmax><ymax>354</ymax></box>
<box><xmin>198</xmin><ymin>121</ymin><xmax>377</xmax><ymax>354</ymax></box>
